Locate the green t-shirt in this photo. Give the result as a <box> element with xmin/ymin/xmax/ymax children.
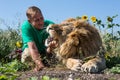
<box><xmin>44</xmin><ymin>20</ymin><xmax>54</xmax><ymax>27</ymax></box>
<box><xmin>21</xmin><ymin>20</ymin><xmax>54</xmax><ymax>53</ymax></box>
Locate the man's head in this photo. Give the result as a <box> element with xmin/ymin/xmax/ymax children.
<box><xmin>26</xmin><ymin>6</ymin><xmax>44</xmax><ymax>30</ymax></box>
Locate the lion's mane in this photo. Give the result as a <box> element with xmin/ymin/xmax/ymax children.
<box><xmin>47</xmin><ymin>18</ymin><xmax>102</xmax><ymax>60</ymax></box>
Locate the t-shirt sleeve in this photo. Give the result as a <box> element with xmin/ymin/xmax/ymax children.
<box><xmin>42</xmin><ymin>29</ymin><xmax>49</xmax><ymax>42</ymax></box>
<box><xmin>21</xmin><ymin>24</ymin><xmax>34</xmax><ymax>43</ymax></box>
<box><xmin>44</xmin><ymin>20</ymin><xmax>55</xmax><ymax>28</ymax></box>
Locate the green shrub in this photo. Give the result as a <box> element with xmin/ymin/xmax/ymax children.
<box><xmin>0</xmin><ymin>27</ymin><xmax>21</xmax><ymax>61</ymax></box>
<box><xmin>0</xmin><ymin>59</ymin><xmax>29</xmax><ymax>80</ymax></box>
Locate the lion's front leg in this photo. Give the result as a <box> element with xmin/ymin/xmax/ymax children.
<box><xmin>63</xmin><ymin>58</ymin><xmax>83</xmax><ymax>71</ymax></box>
<box><xmin>81</xmin><ymin>57</ymin><xmax>106</xmax><ymax>73</ymax></box>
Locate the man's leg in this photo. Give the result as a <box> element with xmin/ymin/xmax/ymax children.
<box><xmin>21</xmin><ymin>48</ymin><xmax>31</xmax><ymax>63</ymax></box>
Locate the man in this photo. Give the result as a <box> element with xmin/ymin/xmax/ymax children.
<box><xmin>21</xmin><ymin>6</ymin><xmax>55</xmax><ymax>71</ymax></box>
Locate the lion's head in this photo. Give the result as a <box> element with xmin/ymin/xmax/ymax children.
<box><xmin>46</xmin><ymin>23</ymin><xmax>73</xmax><ymax>45</ymax></box>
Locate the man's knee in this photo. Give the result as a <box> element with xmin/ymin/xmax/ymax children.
<box><xmin>21</xmin><ymin>48</ymin><xmax>31</xmax><ymax>63</ymax></box>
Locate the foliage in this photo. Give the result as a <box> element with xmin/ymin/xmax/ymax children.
<box><xmin>0</xmin><ymin>59</ymin><xmax>29</xmax><ymax>73</ymax></box>
<box><xmin>109</xmin><ymin>64</ymin><xmax>120</xmax><ymax>74</ymax></box>
<box><xmin>0</xmin><ymin>27</ymin><xmax>22</xmax><ymax>61</ymax></box>
<box><xmin>105</xmin><ymin>64</ymin><xmax>120</xmax><ymax>74</ymax></box>
<box><xmin>42</xmin><ymin>75</ymin><xmax>50</xmax><ymax>80</ymax></box>
<box><xmin>0</xmin><ymin>59</ymin><xmax>29</xmax><ymax>80</ymax></box>
<box><xmin>106</xmin><ymin>56</ymin><xmax>120</xmax><ymax>68</ymax></box>
<box><xmin>27</xmin><ymin>76</ymin><xmax>59</xmax><ymax>80</ymax></box>
<box><xmin>28</xmin><ymin>76</ymin><xmax>38</xmax><ymax>80</ymax></box>
<box><xmin>42</xmin><ymin>75</ymin><xmax>59</xmax><ymax>80</ymax></box>
<box><xmin>0</xmin><ymin>74</ymin><xmax>18</xmax><ymax>80</ymax></box>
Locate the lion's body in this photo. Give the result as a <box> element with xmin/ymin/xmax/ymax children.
<box><xmin>46</xmin><ymin>18</ymin><xmax>106</xmax><ymax>72</ymax></box>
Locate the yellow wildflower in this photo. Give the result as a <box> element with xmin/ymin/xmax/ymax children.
<box><xmin>16</xmin><ymin>41</ymin><xmax>22</xmax><ymax>48</ymax></box>
<box><xmin>81</xmin><ymin>15</ymin><xmax>88</xmax><ymax>21</ymax></box>
<box><xmin>104</xmin><ymin>52</ymin><xmax>110</xmax><ymax>60</ymax></box>
<box><xmin>91</xmin><ymin>16</ymin><xmax>97</xmax><ymax>23</ymax></box>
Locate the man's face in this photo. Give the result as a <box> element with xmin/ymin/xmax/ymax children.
<box><xmin>30</xmin><ymin>13</ymin><xmax>44</xmax><ymax>30</ymax></box>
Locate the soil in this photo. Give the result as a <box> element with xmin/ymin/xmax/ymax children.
<box><xmin>17</xmin><ymin>68</ymin><xmax>120</xmax><ymax>80</ymax></box>
<box><xmin>15</xmin><ymin>54</ymin><xmax>120</xmax><ymax>80</ymax></box>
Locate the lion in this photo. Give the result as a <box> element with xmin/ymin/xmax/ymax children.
<box><xmin>46</xmin><ymin>18</ymin><xmax>106</xmax><ymax>73</ymax></box>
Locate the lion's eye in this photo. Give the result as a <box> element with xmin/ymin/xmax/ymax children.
<box><xmin>71</xmin><ymin>34</ymin><xmax>76</xmax><ymax>37</ymax></box>
<box><xmin>48</xmin><ymin>28</ymin><xmax>53</xmax><ymax>31</ymax></box>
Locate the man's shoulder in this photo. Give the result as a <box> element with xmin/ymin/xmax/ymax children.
<box><xmin>44</xmin><ymin>20</ymin><xmax>54</xmax><ymax>27</ymax></box>
<box><xmin>22</xmin><ymin>20</ymin><xmax>32</xmax><ymax>29</ymax></box>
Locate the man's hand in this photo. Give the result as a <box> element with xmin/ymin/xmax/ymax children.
<box><xmin>34</xmin><ymin>59</ymin><xmax>44</xmax><ymax>72</ymax></box>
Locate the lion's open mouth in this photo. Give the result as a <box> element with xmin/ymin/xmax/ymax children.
<box><xmin>48</xmin><ymin>37</ymin><xmax>54</xmax><ymax>42</ymax></box>
<box><xmin>46</xmin><ymin>37</ymin><xmax>54</xmax><ymax>46</ymax></box>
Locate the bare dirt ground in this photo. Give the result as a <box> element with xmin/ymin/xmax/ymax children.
<box><xmin>17</xmin><ymin>68</ymin><xmax>120</xmax><ymax>80</ymax></box>
<box><xmin>15</xmin><ymin>54</ymin><xmax>120</xmax><ymax>80</ymax></box>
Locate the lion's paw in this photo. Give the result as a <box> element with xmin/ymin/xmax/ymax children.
<box><xmin>81</xmin><ymin>61</ymin><xmax>98</xmax><ymax>73</ymax></box>
<box><xmin>66</xmin><ymin>58</ymin><xmax>83</xmax><ymax>71</ymax></box>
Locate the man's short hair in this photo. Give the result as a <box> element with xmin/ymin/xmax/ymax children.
<box><xmin>26</xmin><ymin>6</ymin><xmax>42</xmax><ymax>20</ymax></box>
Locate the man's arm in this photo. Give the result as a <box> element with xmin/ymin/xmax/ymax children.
<box><xmin>28</xmin><ymin>42</ymin><xmax>40</xmax><ymax>61</ymax></box>
<box><xmin>28</xmin><ymin>41</ymin><xmax>44</xmax><ymax>71</ymax></box>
